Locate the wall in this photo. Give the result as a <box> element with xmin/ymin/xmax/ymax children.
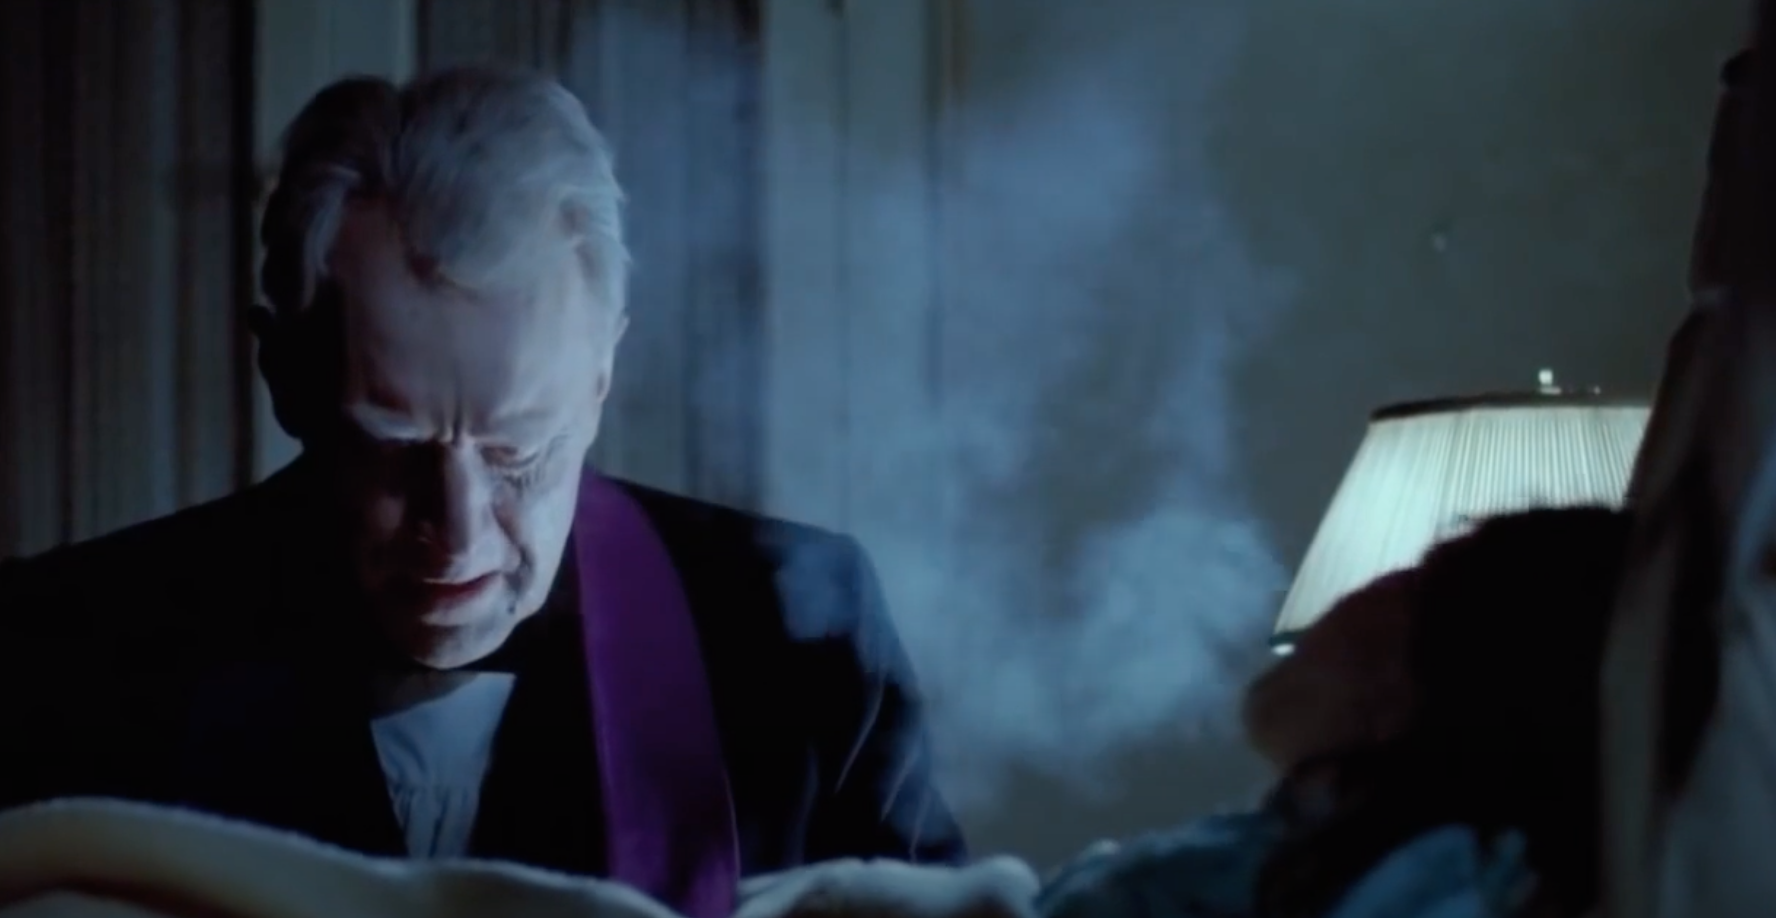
<box><xmin>760</xmin><ymin>0</ymin><xmax>1744</xmax><ymax>868</ymax></box>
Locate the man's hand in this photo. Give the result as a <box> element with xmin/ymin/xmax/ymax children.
<box><xmin>734</xmin><ymin>857</ymin><xmax>1039</xmax><ymax>918</ymax></box>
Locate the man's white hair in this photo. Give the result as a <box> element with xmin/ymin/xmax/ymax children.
<box><xmin>261</xmin><ymin>65</ymin><xmax>628</xmax><ymax>322</ymax></box>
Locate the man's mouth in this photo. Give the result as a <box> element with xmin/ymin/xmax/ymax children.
<box><xmin>410</xmin><ymin>572</ymin><xmax>501</xmax><ymax>618</ymax></box>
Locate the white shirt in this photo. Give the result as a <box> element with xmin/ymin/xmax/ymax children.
<box><xmin>368</xmin><ymin>671</ymin><xmax>518</xmax><ymax>858</ymax></box>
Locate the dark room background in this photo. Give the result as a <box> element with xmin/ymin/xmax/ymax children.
<box><xmin>0</xmin><ymin>0</ymin><xmax>1745</xmax><ymax>868</ymax></box>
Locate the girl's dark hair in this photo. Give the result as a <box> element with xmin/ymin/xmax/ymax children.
<box><xmin>1256</xmin><ymin>506</ymin><xmax>1633</xmax><ymax>918</ymax></box>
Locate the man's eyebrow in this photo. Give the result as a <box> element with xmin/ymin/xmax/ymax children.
<box><xmin>344</xmin><ymin>403</ymin><xmax>425</xmax><ymax>440</ymax></box>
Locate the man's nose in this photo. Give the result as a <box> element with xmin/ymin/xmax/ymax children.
<box><xmin>413</xmin><ymin>446</ymin><xmax>495</xmax><ymax>573</ymax></box>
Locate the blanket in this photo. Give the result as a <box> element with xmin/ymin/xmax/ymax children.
<box><xmin>0</xmin><ymin>798</ymin><xmax>1039</xmax><ymax>918</ymax></box>
<box><xmin>736</xmin><ymin>858</ymin><xmax>1037</xmax><ymax>918</ymax></box>
<box><xmin>0</xmin><ymin>797</ymin><xmax>689</xmax><ymax>918</ymax></box>
<box><xmin>1035</xmin><ymin>813</ymin><xmax>1535</xmax><ymax>918</ymax></box>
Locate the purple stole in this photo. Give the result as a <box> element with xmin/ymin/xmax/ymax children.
<box><xmin>571</xmin><ymin>470</ymin><xmax>740</xmax><ymax>918</ymax></box>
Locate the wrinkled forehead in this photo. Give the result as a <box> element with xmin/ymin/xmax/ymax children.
<box><xmin>327</xmin><ymin>203</ymin><xmax>607</xmax><ymax>432</ymax></box>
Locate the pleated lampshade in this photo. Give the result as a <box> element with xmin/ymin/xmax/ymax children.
<box><xmin>1272</xmin><ymin>378</ymin><xmax>1649</xmax><ymax>650</ymax></box>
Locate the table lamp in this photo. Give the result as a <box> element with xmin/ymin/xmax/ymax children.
<box><xmin>1271</xmin><ymin>371</ymin><xmax>1649</xmax><ymax>652</ymax></box>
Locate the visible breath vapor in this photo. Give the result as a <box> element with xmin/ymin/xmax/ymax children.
<box><xmin>604</xmin><ymin>0</ymin><xmax>1292</xmax><ymax>814</ymax></box>
<box><xmin>822</xmin><ymin>1</ymin><xmax>1293</xmax><ymax>812</ymax></box>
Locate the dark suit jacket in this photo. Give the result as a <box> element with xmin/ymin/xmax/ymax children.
<box><xmin>0</xmin><ymin>461</ymin><xmax>966</xmax><ymax>875</ymax></box>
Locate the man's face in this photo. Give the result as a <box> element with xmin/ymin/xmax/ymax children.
<box><xmin>319</xmin><ymin>203</ymin><xmax>619</xmax><ymax>668</ymax></box>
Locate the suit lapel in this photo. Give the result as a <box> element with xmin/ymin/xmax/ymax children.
<box><xmin>179</xmin><ymin>663</ymin><xmax>405</xmax><ymax>856</ymax></box>
<box><xmin>468</xmin><ymin>624</ymin><xmax>608</xmax><ymax>873</ymax></box>
<box><xmin>179</xmin><ymin>459</ymin><xmax>404</xmax><ymax>856</ymax></box>
<box><xmin>467</xmin><ymin>563</ymin><xmax>607</xmax><ymax>873</ymax></box>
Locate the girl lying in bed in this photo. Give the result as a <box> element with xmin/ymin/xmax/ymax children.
<box><xmin>1039</xmin><ymin>506</ymin><xmax>1633</xmax><ymax>918</ymax></box>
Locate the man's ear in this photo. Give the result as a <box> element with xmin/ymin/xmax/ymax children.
<box><xmin>593</xmin><ymin>311</ymin><xmax>629</xmax><ymax>403</ymax></box>
<box><xmin>248</xmin><ymin>304</ymin><xmax>310</xmax><ymax>441</ymax></box>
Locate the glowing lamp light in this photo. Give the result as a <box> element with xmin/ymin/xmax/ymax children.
<box><xmin>1271</xmin><ymin>371</ymin><xmax>1649</xmax><ymax>652</ymax></box>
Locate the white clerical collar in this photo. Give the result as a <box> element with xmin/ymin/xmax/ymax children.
<box><xmin>368</xmin><ymin>670</ymin><xmax>518</xmax><ymax>857</ymax></box>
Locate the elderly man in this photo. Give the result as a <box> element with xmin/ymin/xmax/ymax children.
<box><xmin>0</xmin><ymin>66</ymin><xmax>964</xmax><ymax>917</ymax></box>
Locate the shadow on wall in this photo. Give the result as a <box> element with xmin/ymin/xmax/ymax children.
<box><xmin>901</xmin><ymin>0</ymin><xmax>1738</xmax><ymax>870</ymax></box>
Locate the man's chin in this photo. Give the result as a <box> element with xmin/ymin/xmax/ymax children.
<box><xmin>382</xmin><ymin>615</ymin><xmax>517</xmax><ymax>670</ymax></box>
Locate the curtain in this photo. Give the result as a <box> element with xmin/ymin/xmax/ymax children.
<box><xmin>416</xmin><ymin>0</ymin><xmax>767</xmax><ymax>510</ymax></box>
<box><xmin>0</xmin><ymin>0</ymin><xmax>258</xmax><ymax>559</ymax></box>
